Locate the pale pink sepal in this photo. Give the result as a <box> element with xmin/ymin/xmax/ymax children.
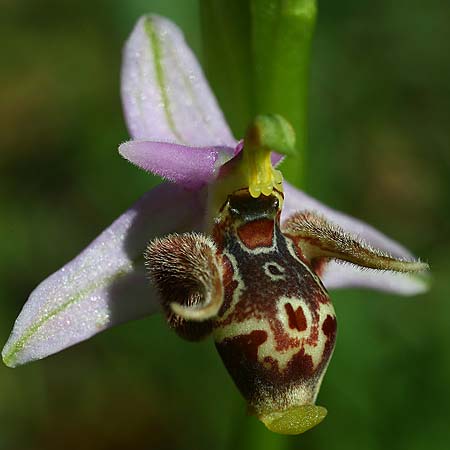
<box><xmin>282</xmin><ymin>182</ymin><xmax>428</xmax><ymax>295</ymax></box>
<box><xmin>2</xmin><ymin>184</ymin><xmax>206</xmax><ymax>367</ymax></box>
<box><xmin>320</xmin><ymin>262</ymin><xmax>428</xmax><ymax>295</ymax></box>
<box><xmin>121</xmin><ymin>15</ymin><xmax>236</xmax><ymax>147</ymax></box>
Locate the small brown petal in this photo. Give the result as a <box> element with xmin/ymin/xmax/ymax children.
<box><xmin>283</xmin><ymin>211</ymin><xmax>429</xmax><ymax>275</ymax></box>
<box><xmin>145</xmin><ymin>232</ymin><xmax>224</xmax><ymax>340</ymax></box>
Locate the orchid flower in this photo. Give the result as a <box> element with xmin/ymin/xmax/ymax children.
<box><xmin>2</xmin><ymin>15</ymin><xmax>428</xmax><ymax>435</ymax></box>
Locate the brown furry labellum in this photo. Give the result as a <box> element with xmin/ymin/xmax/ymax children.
<box><xmin>145</xmin><ymin>188</ymin><xmax>427</xmax><ymax>434</ymax></box>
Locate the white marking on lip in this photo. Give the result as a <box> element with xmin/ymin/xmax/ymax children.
<box><xmin>263</xmin><ymin>261</ymin><xmax>286</xmax><ymax>281</ymax></box>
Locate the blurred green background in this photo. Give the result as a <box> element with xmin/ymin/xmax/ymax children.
<box><xmin>1</xmin><ymin>1</ymin><xmax>449</xmax><ymax>449</ymax></box>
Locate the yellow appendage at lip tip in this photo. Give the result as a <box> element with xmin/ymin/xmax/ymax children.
<box><xmin>259</xmin><ymin>405</ymin><xmax>327</xmax><ymax>435</ymax></box>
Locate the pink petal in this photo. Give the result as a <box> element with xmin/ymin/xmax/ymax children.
<box><xmin>121</xmin><ymin>15</ymin><xmax>236</xmax><ymax>147</ymax></box>
<box><xmin>282</xmin><ymin>182</ymin><xmax>428</xmax><ymax>295</ymax></box>
<box><xmin>119</xmin><ymin>140</ymin><xmax>235</xmax><ymax>188</ymax></box>
<box><xmin>2</xmin><ymin>184</ymin><xmax>206</xmax><ymax>367</ymax></box>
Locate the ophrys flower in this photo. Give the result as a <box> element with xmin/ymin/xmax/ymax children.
<box><xmin>2</xmin><ymin>15</ymin><xmax>428</xmax><ymax>435</ymax></box>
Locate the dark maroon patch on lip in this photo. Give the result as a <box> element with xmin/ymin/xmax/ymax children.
<box><xmin>284</xmin><ymin>303</ymin><xmax>307</xmax><ymax>332</ymax></box>
<box><xmin>289</xmin><ymin>348</ymin><xmax>314</xmax><ymax>378</ymax></box>
<box><xmin>218</xmin><ymin>330</ymin><xmax>268</xmax><ymax>364</ymax></box>
<box><xmin>216</xmin><ymin>331</ymin><xmax>317</xmax><ymax>407</ymax></box>
<box><xmin>216</xmin><ymin>330</ymin><xmax>269</xmax><ymax>402</ymax></box>
<box><xmin>322</xmin><ymin>314</ymin><xmax>337</xmax><ymax>339</ymax></box>
<box><xmin>237</xmin><ymin>219</ymin><xmax>274</xmax><ymax>249</ymax></box>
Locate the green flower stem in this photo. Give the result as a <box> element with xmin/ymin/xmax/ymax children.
<box><xmin>250</xmin><ymin>0</ymin><xmax>316</xmax><ymax>185</ymax></box>
<box><xmin>200</xmin><ymin>0</ymin><xmax>317</xmax><ymax>188</ymax></box>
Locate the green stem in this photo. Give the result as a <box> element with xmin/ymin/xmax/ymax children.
<box><xmin>200</xmin><ymin>0</ymin><xmax>317</xmax><ymax>189</ymax></box>
<box><xmin>251</xmin><ymin>0</ymin><xmax>317</xmax><ymax>186</ymax></box>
